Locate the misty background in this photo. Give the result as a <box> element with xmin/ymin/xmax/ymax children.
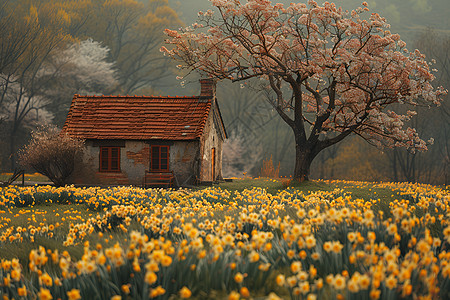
<box><xmin>1</xmin><ymin>0</ymin><xmax>449</xmax><ymax>184</ymax></box>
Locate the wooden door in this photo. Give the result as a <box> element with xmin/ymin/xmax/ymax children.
<box><xmin>211</xmin><ymin>148</ymin><xmax>216</xmax><ymax>181</ymax></box>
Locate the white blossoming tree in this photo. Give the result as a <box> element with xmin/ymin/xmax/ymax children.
<box><xmin>161</xmin><ymin>0</ymin><xmax>447</xmax><ymax>182</ymax></box>
<box><xmin>53</xmin><ymin>39</ymin><xmax>118</xmax><ymax>95</ymax></box>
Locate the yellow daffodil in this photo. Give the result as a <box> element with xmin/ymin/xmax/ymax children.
<box><xmin>67</xmin><ymin>289</ymin><xmax>81</xmax><ymax>300</ymax></box>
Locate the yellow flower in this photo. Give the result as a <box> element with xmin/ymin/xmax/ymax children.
<box><xmin>275</xmin><ymin>274</ymin><xmax>285</xmax><ymax>286</ymax></box>
<box><xmin>258</xmin><ymin>263</ymin><xmax>271</xmax><ymax>271</ymax></box>
<box><xmin>67</xmin><ymin>289</ymin><xmax>81</xmax><ymax>300</ymax></box>
<box><xmin>387</xmin><ymin>224</ymin><xmax>397</xmax><ymax>235</ymax></box>
<box><xmin>267</xmin><ymin>292</ymin><xmax>282</xmax><ymax>300</ymax></box>
<box><xmin>305</xmin><ymin>235</ymin><xmax>316</xmax><ymax>248</ymax></box>
<box><xmin>307</xmin><ymin>294</ymin><xmax>317</xmax><ymax>300</ymax></box>
<box><xmin>359</xmin><ymin>274</ymin><xmax>371</xmax><ymax>290</ymax></box>
<box><xmin>11</xmin><ymin>269</ymin><xmax>21</xmax><ymax>281</ymax></box>
<box><xmin>347</xmin><ymin>278</ymin><xmax>360</xmax><ymax>293</ymax></box>
<box><xmin>98</xmin><ymin>254</ymin><xmax>107</xmax><ymax>265</ymax></box>
<box><xmin>299</xmin><ymin>281</ymin><xmax>310</xmax><ymax>294</ymax></box>
<box><xmin>287</xmin><ymin>276</ymin><xmax>297</xmax><ymax>287</ymax></box>
<box><xmin>402</xmin><ymin>283</ymin><xmax>412</xmax><ymax>296</ymax></box>
<box><xmin>17</xmin><ymin>286</ymin><xmax>27</xmax><ymax>297</ymax></box>
<box><xmin>385</xmin><ymin>274</ymin><xmax>397</xmax><ymax>290</ymax></box>
<box><xmin>149</xmin><ymin>286</ymin><xmax>165</xmax><ymax>298</ymax></box>
<box><xmin>179</xmin><ymin>286</ymin><xmax>192</xmax><ymax>298</ymax></box>
<box><xmin>323</xmin><ymin>241</ymin><xmax>332</xmax><ymax>252</ymax></box>
<box><xmin>297</xmin><ymin>209</ymin><xmax>306</xmax><ymax>218</ymax></box>
<box><xmin>38</xmin><ymin>287</ymin><xmax>53</xmax><ymax>300</ymax></box>
<box><xmin>234</xmin><ymin>272</ymin><xmax>244</xmax><ymax>283</ymax></box>
<box><xmin>145</xmin><ymin>271</ymin><xmax>157</xmax><ymax>284</ymax></box>
<box><xmin>315</xmin><ymin>278</ymin><xmax>323</xmax><ymax>289</ymax></box>
<box><xmin>349</xmin><ymin>254</ymin><xmax>356</xmax><ymax>264</ymax></box>
<box><xmin>110</xmin><ymin>296</ymin><xmax>121</xmax><ymax>300</ymax></box>
<box><xmin>443</xmin><ymin>226</ymin><xmax>450</xmax><ymax>238</ymax></box>
<box><xmin>105</xmin><ymin>249</ymin><xmax>113</xmax><ymax>258</ymax></box>
<box><xmin>332</xmin><ymin>274</ymin><xmax>346</xmax><ymax>290</ymax></box>
<box><xmin>228</xmin><ymin>291</ymin><xmax>240</xmax><ymax>300</ymax></box>
<box><xmin>197</xmin><ymin>250</ymin><xmax>207</xmax><ymax>259</ymax></box>
<box><xmin>331</xmin><ymin>241</ymin><xmax>343</xmax><ymax>253</ymax></box>
<box><xmin>370</xmin><ymin>289</ymin><xmax>381</xmax><ymax>299</ymax></box>
<box><xmin>249</xmin><ymin>251</ymin><xmax>259</xmax><ymax>262</ymax></box>
<box><xmin>152</xmin><ymin>250</ymin><xmax>165</xmax><ymax>262</ymax></box>
<box><xmin>223</xmin><ymin>234</ymin><xmax>234</xmax><ymax>245</ymax></box>
<box><xmin>290</xmin><ymin>261</ymin><xmax>302</xmax><ymax>273</ymax></box>
<box><xmin>347</xmin><ymin>232</ymin><xmax>357</xmax><ymax>242</ymax></box>
<box><xmin>11</xmin><ymin>259</ymin><xmax>19</xmax><ymax>269</ymax></box>
<box><xmin>161</xmin><ymin>255</ymin><xmax>172</xmax><ymax>267</ymax></box>
<box><xmin>311</xmin><ymin>252</ymin><xmax>320</xmax><ymax>260</ymax></box>
<box><xmin>240</xmin><ymin>287</ymin><xmax>250</xmax><ymax>298</ymax></box>
<box><xmin>121</xmin><ymin>284</ymin><xmax>130</xmax><ymax>294</ymax></box>
<box><xmin>1</xmin><ymin>260</ymin><xmax>11</xmax><ymax>271</ymax></box>
<box><xmin>133</xmin><ymin>262</ymin><xmax>141</xmax><ymax>272</ymax></box>
<box><xmin>40</xmin><ymin>273</ymin><xmax>53</xmax><ymax>286</ymax></box>
<box><xmin>146</xmin><ymin>261</ymin><xmax>159</xmax><ymax>272</ymax></box>
<box><xmin>86</xmin><ymin>262</ymin><xmax>97</xmax><ymax>273</ymax></box>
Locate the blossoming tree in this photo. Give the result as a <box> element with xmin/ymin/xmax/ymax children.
<box><xmin>161</xmin><ymin>0</ymin><xmax>446</xmax><ymax>181</ymax></box>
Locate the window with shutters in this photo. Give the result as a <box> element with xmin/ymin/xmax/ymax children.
<box><xmin>150</xmin><ymin>145</ymin><xmax>170</xmax><ymax>172</ymax></box>
<box><xmin>99</xmin><ymin>147</ymin><xmax>121</xmax><ymax>172</ymax></box>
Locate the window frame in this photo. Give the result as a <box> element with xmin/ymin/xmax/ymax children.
<box><xmin>150</xmin><ymin>145</ymin><xmax>170</xmax><ymax>172</ymax></box>
<box><xmin>99</xmin><ymin>146</ymin><xmax>121</xmax><ymax>172</ymax></box>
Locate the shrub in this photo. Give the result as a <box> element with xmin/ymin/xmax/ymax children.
<box><xmin>18</xmin><ymin>125</ymin><xmax>84</xmax><ymax>186</ymax></box>
<box><xmin>260</xmin><ymin>155</ymin><xmax>280</xmax><ymax>178</ymax></box>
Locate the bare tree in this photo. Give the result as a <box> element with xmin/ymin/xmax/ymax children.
<box><xmin>18</xmin><ymin>126</ymin><xmax>84</xmax><ymax>187</ymax></box>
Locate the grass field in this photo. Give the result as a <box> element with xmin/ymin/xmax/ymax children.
<box><xmin>0</xmin><ymin>179</ymin><xmax>449</xmax><ymax>299</ymax></box>
<box><xmin>0</xmin><ymin>172</ymin><xmax>50</xmax><ymax>183</ymax></box>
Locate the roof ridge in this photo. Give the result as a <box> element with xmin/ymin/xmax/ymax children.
<box><xmin>75</xmin><ymin>94</ymin><xmax>199</xmax><ymax>99</ymax></box>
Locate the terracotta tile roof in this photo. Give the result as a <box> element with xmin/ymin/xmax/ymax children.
<box><xmin>62</xmin><ymin>95</ymin><xmax>212</xmax><ymax>140</ymax></box>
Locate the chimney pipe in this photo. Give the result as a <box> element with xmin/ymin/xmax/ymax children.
<box><xmin>199</xmin><ymin>78</ymin><xmax>216</xmax><ymax>99</ymax></box>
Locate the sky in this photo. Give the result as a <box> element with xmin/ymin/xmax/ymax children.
<box><xmin>168</xmin><ymin>0</ymin><xmax>450</xmax><ymax>44</ymax></box>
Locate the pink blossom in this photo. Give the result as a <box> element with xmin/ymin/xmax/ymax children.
<box><xmin>161</xmin><ymin>0</ymin><xmax>446</xmax><ymax>153</ymax></box>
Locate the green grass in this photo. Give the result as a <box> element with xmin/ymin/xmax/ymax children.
<box><xmin>1</xmin><ymin>201</ymin><xmax>138</xmax><ymax>269</ymax></box>
<box><xmin>208</xmin><ymin>178</ymin><xmax>391</xmax><ymax>200</ymax></box>
<box><xmin>205</xmin><ymin>178</ymin><xmax>418</xmax><ymax>218</ymax></box>
<box><xmin>204</xmin><ymin>177</ymin><xmax>334</xmax><ymax>195</ymax></box>
<box><xmin>1</xmin><ymin>235</ymin><xmax>85</xmax><ymax>262</ymax></box>
<box><xmin>0</xmin><ymin>172</ymin><xmax>50</xmax><ymax>183</ymax></box>
<box><xmin>1</xmin><ymin>203</ymin><xmax>92</xmax><ymax>262</ymax></box>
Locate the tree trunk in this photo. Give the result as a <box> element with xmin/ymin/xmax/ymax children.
<box><xmin>292</xmin><ymin>135</ymin><xmax>316</xmax><ymax>182</ymax></box>
<box><xmin>9</xmin><ymin>129</ymin><xmax>16</xmax><ymax>171</ymax></box>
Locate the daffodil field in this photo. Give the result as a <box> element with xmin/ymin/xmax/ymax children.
<box><xmin>0</xmin><ymin>180</ymin><xmax>449</xmax><ymax>299</ymax></box>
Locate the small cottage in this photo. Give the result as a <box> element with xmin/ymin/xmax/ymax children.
<box><xmin>62</xmin><ymin>79</ymin><xmax>227</xmax><ymax>187</ymax></box>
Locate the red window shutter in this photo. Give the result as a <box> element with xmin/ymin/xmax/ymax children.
<box><xmin>151</xmin><ymin>145</ymin><xmax>170</xmax><ymax>172</ymax></box>
<box><xmin>99</xmin><ymin>147</ymin><xmax>121</xmax><ymax>172</ymax></box>
<box><xmin>110</xmin><ymin>148</ymin><xmax>120</xmax><ymax>171</ymax></box>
